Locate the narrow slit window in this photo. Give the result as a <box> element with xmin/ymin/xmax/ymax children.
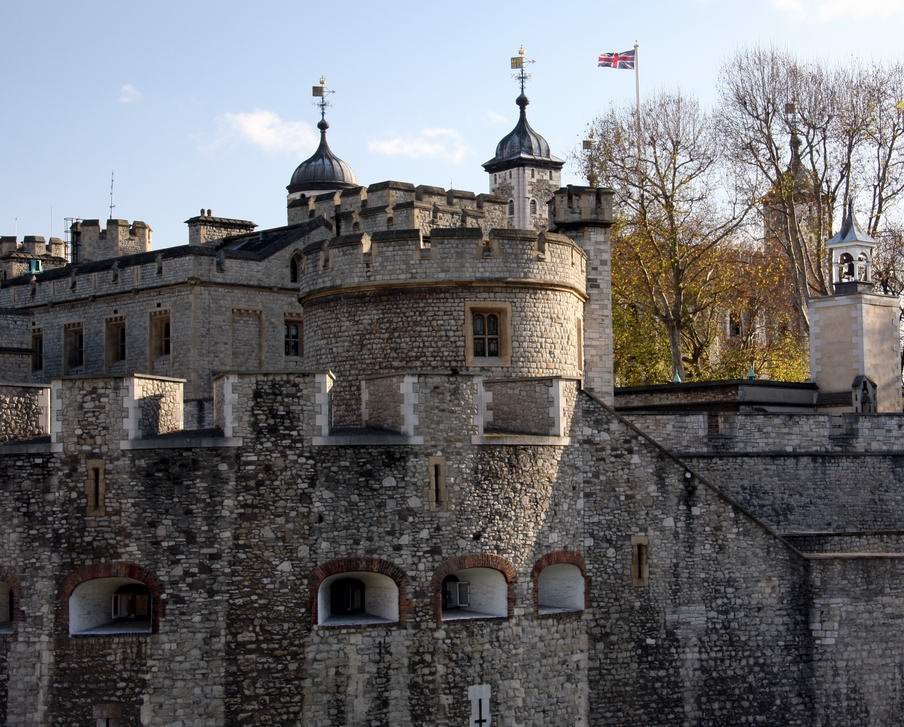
<box><xmin>631</xmin><ymin>536</ymin><xmax>650</xmax><ymax>586</ymax></box>
<box><xmin>429</xmin><ymin>456</ymin><xmax>447</xmax><ymax>508</ymax></box>
<box><xmin>91</xmin><ymin>468</ymin><xmax>101</xmax><ymax>510</ymax></box>
<box><xmin>86</xmin><ymin>460</ymin><xmax>105</xmax><ymax>516</ymax></box>
<box><xmin>31</xmin><ymin>331</ymin><xmax>43</xmax><ymax>371</ymax></box>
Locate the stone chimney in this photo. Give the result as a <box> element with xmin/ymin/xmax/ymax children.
<box><xmin>185</xmin><ymin>209</ymin><xmax>256</xmax><ymax>246</ymax></box>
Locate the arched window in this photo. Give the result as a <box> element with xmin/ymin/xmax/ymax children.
<box><xmin>537</xmin><ymin>564</ymin><xmax>585</xmax><ymax>614</ymax></box>
<box><xmin>472</xmin><ymin>312</ymin><xmax>500</xmax><ymax>358</ymax></box>
<box><xmin>839</xmin><ymin>252</ymin><xmax>854</xmax><ymax>282</ymax></box>
<box><xmin>529</xmin><ymin>199</ymin><xmax>538</xmax><ymax>215</ymax></box>
<box><xmin>440</xmin><ymin>567</ymin><xmax>507</xmax><ymax>621</ymax></box>
<box><xmin>317</xmin><ymin>571</ymin><xmax>399</xmax><ymax>625</ymax></box>
<box><xmin>69</xmin><ymin>577</ymin><xmax>152</xmax><ymax>635</ymax></box>
<box><xmin>507</xmin><ymin>199</ymin><xmax>514</xmax><ymax>217</ymax></box>
<box><xmin>0</xmin><ymin>580</ymin><xmax>13</xmax><ymax>634</ymax></box>
<box><xmin>289</xmin><ymin>253</ymin><xmax>302</xmax><ymax>283</ymax></box>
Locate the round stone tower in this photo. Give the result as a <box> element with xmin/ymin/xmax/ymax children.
<box><xmin>299</xmin><ymin>225</ymin><xmax>588</xmax><ymax>425</ymax></box>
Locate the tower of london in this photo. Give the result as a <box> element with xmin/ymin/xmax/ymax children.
<box><xmin>1</xmin><ymin>71</ymin><xmax>904</xmax><ymax>727</ymax></box>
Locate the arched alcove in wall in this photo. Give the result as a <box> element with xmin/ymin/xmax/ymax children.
<box><xmin>531</xmin><ymin>551</ymin><xmax>589</xmax><ymax>615</ymax></box>
<box><xmin>317</xmin><ymin>571</ymin><xmax>399</xmax><ymax>625</ymax></box>
<box><xmin>69</xmin><ymin>577</ymin><xmax>153</xmax><ymax>635</ymax></box>
<box><xmin>309</xmin><ymin>557</ymin><xmax>409</xmax><ymax>627</ymax></box>
<box><xmin>432</xmin><ymin>555</ymin><xmax>516</xmax><ymax>622</ymax></box>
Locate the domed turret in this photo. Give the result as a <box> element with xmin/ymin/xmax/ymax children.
<box><xmin>287</xmin><ymin>119</ymin><xmax>358</xmax><ymax>196</ymax></box>
<box><xmin>485</xmin><ymin>93</ymin><xmax>554</xmax><ymax>168</ymax></box>
<box><xmin>287</xmin><ymin>78</ymin><xmax>359</xmax><ymax>210</ymax></box>
<box><xmin>483</xmin><ymin>47</ymin><xmax>563</xmax><ymax>230</ymax></box>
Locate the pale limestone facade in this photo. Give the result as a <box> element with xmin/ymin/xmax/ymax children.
<box><xmin>489</xmin><ymin>166</ymin><xmax>561</xmax><ymax>230</ymax></box>
<box><xmin>808</xmin><ymin>292</ymin><xmax>902</xmax><ymax>412</ymax></box>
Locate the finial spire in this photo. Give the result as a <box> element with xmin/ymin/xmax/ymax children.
<box><xmin>785</xmin><ymin>102</ymin><xmax>802</xmax><ymax>172</ymax></box>
<box><xmin>510</xmin><ymin>45</ymin><xmax>535</xmax><ymax>107</ymax></box>
<box><xmin>312</xmin><ymin>75</ymin><xmax>335</xmax><ymax>131</ymax></box>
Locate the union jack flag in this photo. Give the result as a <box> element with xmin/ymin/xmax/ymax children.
<box><xmin>598</xmin><ymin>49</ymin><xmax>635</xmax><ymax>69</ymax></box>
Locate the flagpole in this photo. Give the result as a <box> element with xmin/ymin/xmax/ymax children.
<box><xmin>634</xmin><ymin>41</ymin><xmax>642</xmax><ymax>161</ymax></box>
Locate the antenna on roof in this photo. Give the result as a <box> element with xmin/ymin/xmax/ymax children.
<box><xmin>510</xmin><ymin>45</ymin><xmax>535</xmax><ymax>95</ymax></box>
<box><xmin>108</xmin><ymin>170</ymin><xmax>116</xmax><ymax>220</ymax></box>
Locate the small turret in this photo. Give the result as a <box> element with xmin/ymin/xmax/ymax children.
<box><xmin>827</xmin><ymin>201</ymin><xmax>877</xmax><ymax>294</ymax></box>
<box><xmin>286</xmin><ymin>77</ymin><xmax>358</xmax><ymax>221</ymax></box>
<box><xmin>483</xmin><ymin>47</ymin><xmax>563</xmax><ymax>230</ymax></box>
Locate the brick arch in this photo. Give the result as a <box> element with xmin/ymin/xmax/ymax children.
<box><xmin>531</xmin><ymin>550</ymin><xmax>590</xmax><ymax>613</ymax></box>
<box><xmin>309</xmin><ymin>557</ymin><xmax>410</xmax><ymax>625</ymax></box>
<box><xmin>0</xmin><ymin>567</ymin><xmax>22</xmax><ymax>628</ymax></box>
<box><xmin>430</xmin><ymin>554</ymin><xmax>517</xmax><ymax>621</ymax></box>
<box><xmin>60</xmin><ymin>562</ymin><xmax>165</xmax><ymax>634</ymax></box>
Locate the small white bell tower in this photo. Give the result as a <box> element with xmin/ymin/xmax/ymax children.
<box><xmin>808</xmin><ymin>203</ymin><xmax>901</xmax><ymax>412</ymax></box>
<box><xmin>828</xmin><ymin>201</ymin><xmax>877</xmax><ymax>293</ymax></box>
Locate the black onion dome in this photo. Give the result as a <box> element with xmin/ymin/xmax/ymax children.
<box><xmin>287</xmin><ymin>119</ymin><xmax>358</xmax><ymax>194</ymax></box>
<box><xmin>482</xmin><ymin>94</ymin><xmax>563</xmax><ymax>174</ymax></box>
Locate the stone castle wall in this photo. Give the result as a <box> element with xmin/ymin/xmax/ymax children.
<box><xmin>0</xmin><ymin>384</ymin><xmax>48</xmax><ymax>442</ymax></box>
<box><xmin>624</xmin><ymin>410</ymin><xmax>904</xmax><ymax>453</ymax></box>
<box><xmin>625</xmin><ymin>411</ymin><xmax>904</xmax><ymax>533</ymax></box>
<box><xmin>3</xmin><ymin>371</ymin><xmax>904</xmax><ymax>724</ymax></box>
<box><xmin>0</xmin><ymin>310</ymin><xmax>32</xmax><ymax>381</ymax></box>
<box><xmin>305</xmin><ymin>285</ymin><xmax>584</xmax><ymax>426</ymax></box>
<box><xmin>808</xmin><ymin>556</ymin><xmax>904</xmax><ymax>723</ymax></box>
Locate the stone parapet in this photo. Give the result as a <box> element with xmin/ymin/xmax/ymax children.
<box><xmin>288</xmin><ymin>180</ymin><xmax>508</xmax><ymax>235</ymax></box>
<box><xmin>299</xmin><ymin>228</ymin><xmax>586</xmax><ymax>301</ymax></box>
<box><xmin>213</xmin><ymin>370</ymin><xmax>575</xmax><ymax>447</ymax></box>
<box><xmin>625</xmin><ymin>410</ymin><xmax>904</xmax><ymax>453</ymax></box>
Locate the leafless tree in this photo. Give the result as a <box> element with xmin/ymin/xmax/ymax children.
<box><xmin>719</xmin><ymin>48</ymin><xmax>904</xmax><ymax>331</ymax></box>
<box><xmin>581</xmin><ymin>92</ymin><xmax>755</xmax><ymax>380</ymax></box>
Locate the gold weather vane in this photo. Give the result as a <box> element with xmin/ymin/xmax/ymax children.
<box><xmin>510</xmin><ymin>45</ymin><xmax>535</xmax><ymax>94</ymax></box>
<box><xmin>311</xmin><ymin>75</ymin><xmax>335</xmax><ymax>121</ymax></box>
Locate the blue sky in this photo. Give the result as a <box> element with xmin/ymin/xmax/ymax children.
<box><xmin>2</xmin><ymin>0</ymin><xmax>903</xmax><ymax>248</ymax></box>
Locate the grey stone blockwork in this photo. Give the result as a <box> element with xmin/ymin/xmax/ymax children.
<box><xmin>2</xmin><ymin>182</ymin><xmax>904</xmax><ymax>726</ymax></box>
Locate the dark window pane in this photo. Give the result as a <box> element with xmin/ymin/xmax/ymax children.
<box><xmin>488</xmin><ymin>337</ymin><xmax>499</xmax><ymax>357</ymax></box>
<box><xmin>474</xmin><ymin>338</ymin><xmax>486</xmax><ymax>357</ymax></box>
<box><xmin>487</xmin><ymin>314</ymin><xmax>498</xmax><ymax>335</ymax></box>
<box><xmin>473</xmin><ymin>313</ymin><xmax>484</xmax><ymax>335</ymax></box>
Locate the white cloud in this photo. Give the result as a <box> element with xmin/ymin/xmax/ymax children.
<box><xmin>772</xmin><ymin>0</ymin><xmax>904</xmax><ymax>21</ymax></box>
<box><xmin>202</xmin><ymin>109</ymin><xmax>319</xmax><ymax>155</ymax></box>
<box><xmin>486</xmin><ymin>110</ymin><xmax>509</xmax><ymax>125</ymax></box>
<box><xmin>119</xmin><ymin>83</ymin><xmax>142</xmax><ymax>104</ymax></box>
<box><xmin>368</xmin><ymin>128</ymin><xmax>470</xmax><ymax>164</ymax></box>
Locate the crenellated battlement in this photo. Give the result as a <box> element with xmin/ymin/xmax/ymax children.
<box><xmin>288</xmin><ymin>180</ymin><xmax>509</xmax><ymax>236</ymax></box>
<box><xmin>72</xmin><ymin>218</ymin><xmax>152</xmax><ymax>263</ymax></box>
<box><xmin>298</xmin><ymin>226</ymin><xmax>586</xmax><ymax>300</ymax></box>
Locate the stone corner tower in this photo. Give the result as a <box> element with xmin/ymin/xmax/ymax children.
<box><xmin>549</xmin><ymin>185</ymin><xmax>615</xmax><ymax>403</ymax></box>
<box><xmin>808</xmin><ymin>202</ymin><xmax>902</xmax><ymax>413</ymax></box>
